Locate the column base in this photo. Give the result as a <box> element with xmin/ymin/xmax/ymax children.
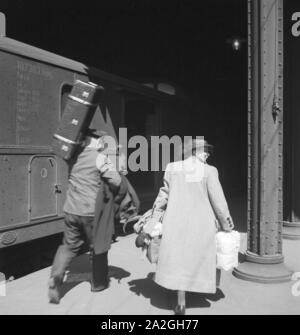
<box><xmin>282</xmin><ymin>221</ymin><xmax>300</xmax><ymax>240</ymax></box>
<box><xmin>233</xmin><ymin>252</ymin><xmax>292</xmax><ymax>283</ymax></box>
<box><xmin>245</xmin><ymin>251</ymin><xmax>284</xmax><ymax>264</ymax></box>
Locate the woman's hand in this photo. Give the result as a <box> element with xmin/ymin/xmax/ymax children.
<box><xmin>223</xmin><ymin>217</ymin><xmax>234</xmax><ymax>232</ymax></box>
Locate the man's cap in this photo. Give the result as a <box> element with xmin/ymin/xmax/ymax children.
<box><xmin>85</xmin><ymin>128</ymin><xmax>107</xmax><ymax>138</ymax></box>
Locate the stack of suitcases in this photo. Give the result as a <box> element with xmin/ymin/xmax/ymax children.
<box><xmin>52</xmin><ymin>80</ymin><xmax>103</xmax><ymax>160</ymax></box>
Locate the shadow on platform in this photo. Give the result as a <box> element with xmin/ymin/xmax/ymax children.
<box><xmin>58</xmin><ymin>253</ymin><xmax>131</xmax><ymax>300</ymax></box>
<box><xmin>128</xmin><ymin>272</ymin><xmax>225</xmax><ymax>311</ymax></box>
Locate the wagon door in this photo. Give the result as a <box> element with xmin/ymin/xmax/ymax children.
<box><xmin>29</xmin><ymin>156</ymin><xmax>58</xmax><ymax>220</ymax></box>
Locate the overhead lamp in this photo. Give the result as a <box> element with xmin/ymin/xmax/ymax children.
<box><xmin>226</xmin><ymin>37</ymin><xmax>246</xmax><ymax>51</ymax></box>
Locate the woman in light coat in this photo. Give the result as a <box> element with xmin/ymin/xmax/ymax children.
<box><xmin>145</xmin><ymin>138</ymin><xmax>234</xmax><ymax>315</ymax></box>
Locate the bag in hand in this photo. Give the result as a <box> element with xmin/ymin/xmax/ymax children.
<box><xmin>134</xmin><ymin>209</ymin><xmax>164</xmax><ymax>264</ymax></box>
<box><xmin>146</xmin><ymin>236</ymin><xmax>161</xmax><ymax>264</ymax></box>
<box><xmin>216</xmin><ymin>230</ymin><xmax>240</xmax><ymax>271</ymax></box>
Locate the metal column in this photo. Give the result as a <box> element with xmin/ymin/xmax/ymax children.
<box><xmin>233</xmin><ymin>0</ymin><xmax>291</xmax><ymax>283</ymax></box>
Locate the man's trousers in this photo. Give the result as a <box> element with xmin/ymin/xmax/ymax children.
<box><xmin>50</xmin><ymin>213</ymin><xmax>108</xmax><ymax>291</ymax></box>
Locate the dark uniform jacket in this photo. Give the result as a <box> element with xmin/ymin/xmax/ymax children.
<box><xmin>93</xmin><ymin>175</ymin><xmax>140</xmax><ymax>255</ymax></box>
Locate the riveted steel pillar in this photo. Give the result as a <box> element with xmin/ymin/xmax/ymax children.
<box><xmin>233</xmin><ymin>0</ymin><xmax>292</xmax><ymax>283</ymax></box>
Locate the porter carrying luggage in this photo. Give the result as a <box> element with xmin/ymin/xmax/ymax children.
<box><xmin>52</xmin><ymin>80</ymin><xmax>103</xmax><ymax>160</ymax></box>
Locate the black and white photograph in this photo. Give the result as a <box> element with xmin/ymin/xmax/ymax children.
<box><xmin>0</xmin><ymin>0</ymin><xmax>299</xmax><ymax>318</ymax></box>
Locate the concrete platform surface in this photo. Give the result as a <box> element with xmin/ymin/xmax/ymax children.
<box><xmin>0</xmin><ymin>232</ymin><xmax>300</xmax><ymax>315</ymax></box>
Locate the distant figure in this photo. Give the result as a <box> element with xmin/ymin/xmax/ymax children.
<box><xmin>48</xmin><ymin>129</ymin><xmax>125</xmax><ymax>304</ymax></box>
<box><xmin>144</xmin><ymin>138</ymin><xmax>234</xmax><ymax>315</ymax></box>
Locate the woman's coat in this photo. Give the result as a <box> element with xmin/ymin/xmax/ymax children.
<box><xmin>152</xmin><ymin>156</ymin><xmax>232</xmax><ymax>293</ymax></box>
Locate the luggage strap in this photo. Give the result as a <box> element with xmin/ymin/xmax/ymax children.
<box><xmin>53</xmin><ymin>133</ymin><xmax>80</xmax><ymax>145</ymax></box>
<box><xmin>68</xmin><ymin>94</ymin><xmax>97</xmax><ymax>107</ymax></box>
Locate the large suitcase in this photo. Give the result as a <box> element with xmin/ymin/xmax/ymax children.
<box><xmin>52</xmin><ymin>80</ymin><xmax>103</xmax><ymax>160</ymax></box>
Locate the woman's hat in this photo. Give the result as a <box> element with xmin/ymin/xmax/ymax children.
<box><xmin>183</xmin><ymin>138</ymin><xmax>214</xmax><ymax>156</ymax></box>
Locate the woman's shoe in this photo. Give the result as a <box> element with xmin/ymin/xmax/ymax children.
<box><xmin>174</xmin><ymin>305</ymin><xmax>186</xmax><ymax>315</ymax></box>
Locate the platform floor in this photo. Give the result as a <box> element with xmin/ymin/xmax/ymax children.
<box><xmin>0</xmin><ymin>230</ymin><xmax>300</xmax><ymax>315</ymax></box>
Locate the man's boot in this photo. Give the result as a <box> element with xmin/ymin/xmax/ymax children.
<box><xmin>48</xmin><ymin>277</ymin><xmax>61</xmax><ymax>304</ymax></box>
<box><xmin>91</xmin><ymin>252</ymin><xmax>109</xmax><ymax>292</ymax></box>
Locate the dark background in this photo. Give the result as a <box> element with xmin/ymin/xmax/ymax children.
<box><xmin>1</xmin><ymin>0</ymin><xmax>248</xmax><ymax>194</ymax></box>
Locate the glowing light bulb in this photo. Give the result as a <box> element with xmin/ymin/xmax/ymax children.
<box><xmin>232</xmin><ymin>39</ymin><xmax>240</xmax><ymax>51</ymax></box>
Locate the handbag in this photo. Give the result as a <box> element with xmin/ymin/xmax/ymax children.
<box><xmin>135</xmin><ymin>232</ymin><xmax>162</xmax><ymax>264</ymax></box>
<box><xmin>134</xmin><ymin>208</ymin><xmax>164</xmax><ymax>264</ymax></box>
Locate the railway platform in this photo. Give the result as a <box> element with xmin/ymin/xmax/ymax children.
<box><xmin>0</xmin><ymin>230</ymin><xmax>299</xmax><ymax>315</ymax></box>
